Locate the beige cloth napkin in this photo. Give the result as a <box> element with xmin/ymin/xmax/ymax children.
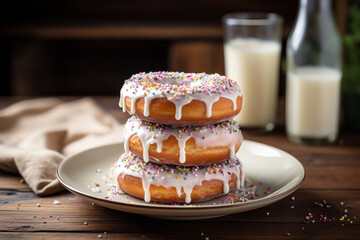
<box><xmin>0</xmin><ymin>97</ymin><xmax>124</xmax><ymax>195</ymax></box>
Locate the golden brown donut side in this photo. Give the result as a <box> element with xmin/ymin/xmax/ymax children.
<box><xmin>118</xmin><ymin>173</ymin><xmax>240</xmax><ymax>203</ymax></box>
<box><xmin>128</xmin><ymin>135</ymin><xmax>242</xmax><ymax>166</ymax></box>
<box><xmin>124</xmin><ymin>96</ymin><xmax>243</xmax><ymax>125</ymax></box>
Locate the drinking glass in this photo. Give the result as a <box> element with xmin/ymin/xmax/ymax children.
<box><xmin>223</xmin><ymin>13</ymin><xmax>283</xmax><ymax>132</ymax></box>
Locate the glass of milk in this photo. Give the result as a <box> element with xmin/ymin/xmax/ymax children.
<box><xmin>286</xmin><ymin>0</ymin><xmax>342</xmax><ymax>145</ymax></box>
<box><xmin>223</xmin><ymin>13</ymin><xmax>283</xmax><ymax>133</ymax></box>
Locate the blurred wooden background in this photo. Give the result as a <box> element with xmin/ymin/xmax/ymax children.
<box><xmin>0</xmin><ymin>0</ymin><xmax>348</xmax><ymax>96</ymax></box>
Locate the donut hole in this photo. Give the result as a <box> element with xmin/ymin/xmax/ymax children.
<box><xmin>154</xmin><ymin>77</ymin><xmax>189</xmax><ymax>86</ymax></box>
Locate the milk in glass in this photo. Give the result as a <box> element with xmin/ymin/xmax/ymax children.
<box><xmin>224</xmin><ymin>38</ymin><xmax>281</xmax><ymax>128</ymax></box>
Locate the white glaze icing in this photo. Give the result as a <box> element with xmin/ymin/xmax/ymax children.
<box><xmin>119</xmin><ymin>72</ymin><xmax>243</xmax><ymax>122</ymax></box>
<box><xmin>124</xmin><ymin>116</ymin><xmax>243</xmax><ymax>164</ymax></box>
<box><xmin>110</xmin><ymin>152</ymin><xmax>244</xmax><ymax>203</ymax></box>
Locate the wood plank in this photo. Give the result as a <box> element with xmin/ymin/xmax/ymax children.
<box><xmin>0</xmin><ymin>25</ymin><xmax>222</xmax><ymax>40</ymax></box>
<box><xmin>0</xmin><ymin>172</ymin><xmax>31</xmax><ymax>191</ymax></box>
<box><xmin>0</xmin><ymin>24</ymin><xmax>297</xmax><ymax>40</ymax></box>
<box><xmin>0</xmin><ymin>190</ymin><xmax>359</xmax><ymax>231</ymax></box>
<box><xmin>0</xmin><ymin>223</ymin><xmax>360</xmax><ymax>240</ymax></box>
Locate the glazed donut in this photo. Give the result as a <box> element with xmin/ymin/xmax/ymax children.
<box><xmin>110</xmin><ymin>152</ymin><xmax>244</xmax><ymax>203</ymax></box>
<box><xmin>124</xmin><ymin>116</ymin><xmax>243</xmax><ymax>165</ymax></box>
<box><xmin>119</xmin><ymin>72</ymin><xmax>243</xmax><ymax>126</ymax></box>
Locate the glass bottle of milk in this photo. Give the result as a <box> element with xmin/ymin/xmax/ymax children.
<box><xmin>286</xmin><ymin>0</ymin><xmax>342</xmax><ymax>144</ymax></box>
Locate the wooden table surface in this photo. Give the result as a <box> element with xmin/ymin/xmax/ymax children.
<box><xmin>1</xmin><ymin>96</ymin><xmax>359</xmax><ymax>239</ymax></box>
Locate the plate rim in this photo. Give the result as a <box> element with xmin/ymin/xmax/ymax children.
<box><xmin>56</xmin><ymin>140</ymin><xmax>306</xmax><ymax>210</ymax></box>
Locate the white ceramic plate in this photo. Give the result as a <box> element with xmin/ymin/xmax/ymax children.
<box><xmin>57</xmin><ymin>140</ymin><xmax>305</xmax><ymax>220</ymax></box>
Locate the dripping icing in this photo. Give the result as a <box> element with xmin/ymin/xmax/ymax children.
<box><xmin>111</xmin><ymin>152</ymin><xmax>244</xmax><ymax>203</ymax></box>
<box><xmin>124</xmin><ymin>116</ymin><xmax>243</xmax><ymax>164</ymax></box>
<box><xmin>119</xmin><ymin>72</ymin><xmax>242</xmax><ymax>121</ymax></box>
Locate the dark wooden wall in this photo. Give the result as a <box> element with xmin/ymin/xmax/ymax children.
<box><xmin>0</xmin><ymin>0</ymin><xmax>348</xmax><ymax>96</ymax></box>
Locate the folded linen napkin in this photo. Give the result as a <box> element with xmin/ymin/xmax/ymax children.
<box><xmin>0</xmin><ymin>97</ymin><xmax>124</xmax><ymax>195</ymax></box>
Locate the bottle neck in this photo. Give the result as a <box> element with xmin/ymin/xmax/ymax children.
<box><xmin>300</xmin><ymin>0</ymin><xmax>332</xmax><ymax>15</ymax></box>
<box><xmin>297</xmin><ymin>0</ymin><xmax>335</xmax><ymax>32</ymax></box>
<box><xmin>288</xmin><ymin>0</ymin><xmax>341</xmax><ymax>71</ymax></box>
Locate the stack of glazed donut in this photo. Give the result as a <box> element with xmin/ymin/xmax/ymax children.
<box><xmin>111</xmin><ymin>71</ymin><xmax>245</xmax><ymax>203</ymax></box>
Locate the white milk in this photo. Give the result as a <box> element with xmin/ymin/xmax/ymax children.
<box><xmin>224</xmin><ymin>38</ymin><xmax>281</xmax><ymax>127</ymax></box>
<box><xmin>286</xmin><ymin>67</ymin><xmax>341</xmax><ymax>138</ymax></box>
